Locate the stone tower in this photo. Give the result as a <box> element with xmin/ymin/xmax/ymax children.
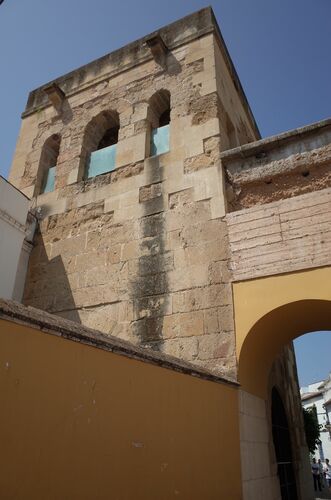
<box><xmin>9</xmin><ymin>8</ymin><xmax>259</xmax><ymax>379</ymax></box>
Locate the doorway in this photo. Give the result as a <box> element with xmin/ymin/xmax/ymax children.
<box><xmin>272</xmin><ymin>387</ymin><xmax>298</xmax><ymax>500</ymax></box>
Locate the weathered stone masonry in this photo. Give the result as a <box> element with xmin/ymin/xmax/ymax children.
<box><xmin>222</xmin><ymin>118</ymin><xmax>331</xmax><ymax>281</ymax></box>
<box><xmin>223</xmin><ymin>118</ymin><xmax>331</xmax><ymax>500</ymax></box>
<box><xmin>9</xmin><ymin>8</ymin><xmax>260</xmax><ymax>379</ymax></box>
<box><xmin>8</xmin><ymin>8</ymin><xmax>331</xmax><ymax>500</ymax></box>
<box><xmin>9</xmin><ymin>5</ymin><xmax>331</xmax><ymax>387</ymax></box>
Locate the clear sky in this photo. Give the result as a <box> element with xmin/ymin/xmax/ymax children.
<box><xmin>0</xmin><ymin>0</ymin><xmax>330</xmax><ymax>384</ymax></box>
<box><xmin>294</xmin><ymin>332</ymin><xmax>331</xmax><ymax>387</ymax></box>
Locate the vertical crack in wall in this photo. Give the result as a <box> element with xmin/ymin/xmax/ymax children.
<box><xmin>132</xmin><ymin>157</ymin><xmax>169</xmax><ymax>351</ymax></box>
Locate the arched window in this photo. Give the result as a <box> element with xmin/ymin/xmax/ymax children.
<box><xmin>148</xmin><ymin>90</ymin><xmax>170</xmax><ymax>157</ymax></box>
<box><xmin>82</xmin><ymin>110</ymin><xmax>119</xmax><ymax>179</ymax></box>
<box><xmin>38</xmin><ymin>134</ymin><xmax>61</xmax><ymax>194</ymax></box>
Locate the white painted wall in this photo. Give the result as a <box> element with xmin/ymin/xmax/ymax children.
<box><xmin>12</xmin><ymin>240</ymin><xmax>33</xmax><ymax>301</ymax></box>
<box><xmin>0</xmin><ymin>176</ymin><xmax>30</xmax><ymax>300</ymax></box>
<box><xmin>301</xmin><ymin>375</ymin><xmax>331</xmax><ymax>462</ymax></box>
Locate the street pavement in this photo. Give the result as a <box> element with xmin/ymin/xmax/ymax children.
<box><xmin>315</xmin><ymin>487</ymin><xmax>331</xmax><ymax>499</ymax></box>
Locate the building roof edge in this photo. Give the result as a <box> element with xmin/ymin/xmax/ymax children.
<box><xmin>221</xmin><ymin>117</ymin><xmax>331</xmax><ymax>164</ymax></box>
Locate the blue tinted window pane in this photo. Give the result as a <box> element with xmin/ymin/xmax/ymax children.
<box><xmin>151</xmin><ymin>124</ymin><xmax>169</xmax><ymax>156</ymax></box>
<box><xmin>42</xmin><ymin>166</ymin><xmax>56</xmax><ymax>193</ymax></box>
<box><xmin>87</xmin><ymin>144</ymin><xmax>116</xmax><ymax>178</ymax></box>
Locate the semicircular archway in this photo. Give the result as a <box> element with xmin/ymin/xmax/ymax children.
<box><xmin>238</xmin><ymin>299</ymin><xmax>331</xmax><ymax>398</ymax></box>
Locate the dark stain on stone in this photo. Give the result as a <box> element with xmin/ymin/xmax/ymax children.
<box><xmin>131</xmin><ymin>156</ymin><xmax>170</xmax><ymax>350</ymax></box>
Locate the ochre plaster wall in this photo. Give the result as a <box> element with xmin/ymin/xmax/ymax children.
<box><xmin>0</xmin><ymin>319</ymin><xmax>241</xmax><ymax>500</ymax></box>
<box><xmin>233</xmin><ymin>267</ymin><xmax>331</xmax><ymax>397</ymax></box>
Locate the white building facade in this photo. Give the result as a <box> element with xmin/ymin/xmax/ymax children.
<box><xmin>0</xmin><ymin>176</ymin><xmax>34</xmax><ymax>301</ymax></box>
<box><xmin>301</xmin><ymin>373</ymin><xmax>331</xmax><ymax>461</ymax></box>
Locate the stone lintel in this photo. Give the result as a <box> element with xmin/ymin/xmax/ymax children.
<box><xmin>0</xmin><ymin>299</ymin><xmax>238</xmax><ymax>388</ymax></box>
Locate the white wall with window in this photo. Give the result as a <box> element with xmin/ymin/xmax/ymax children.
<box><xmin>0</xmin><ymin>176</ymin><xmax>31</xmax><ymax>300</ymax></box>
<box><xmin>301</xmin><ymin>373</ymin><xmax>331</xmax><ymax>461</ymax></box>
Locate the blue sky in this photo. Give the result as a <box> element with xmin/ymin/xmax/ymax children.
<box><xmin>1</xmin><ymin>0</ymin><xmax>331</xmax><ymax>177</ymax></box>
<box><xmin>295</xmin><ymin>332</ymin><xmax>331</xmax><ymax>386</ymax></box>
<box><xmin>0</xmin><ymin>0</ymin><xmax>330</xmax><ymax>385</ymax></box>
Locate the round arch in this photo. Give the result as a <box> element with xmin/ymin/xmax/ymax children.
<box><xmin>36</xmin><ymin>133</ymin><xmax>61</xmax><ymax>195</ymax></box>
<box><xmin>79</xmin><ymin>110</ymin><xmax>120</xmax><ymax>180</ymax></box>
<box><xmin>238</xmin><ymin>299</ymin><xmax>331</xmax><ymax>397</ymax></box>
<box><xmin>147</xmin><ymin>88</ymin><xmax>171</xmax><ymax>128</ymax></box>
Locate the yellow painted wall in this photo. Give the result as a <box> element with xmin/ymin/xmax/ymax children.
<box><xmin>234</xmin><ymin>267</ymin><xmax>331</xmax><ymax>397</ymax></box>
<box><xmin>0</xmin><ymin>319</ymin><xmax>241</xmax><ymax>500</ymax></box>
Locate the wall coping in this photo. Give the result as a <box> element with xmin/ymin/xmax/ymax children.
<box><xmin>0</xmin><ymin>299</ymin><xmax>238</xmax><ymax>388</ymax></box>
<box><xmin>220</xmin><ymin>117</ymin><xmax>331</xmax><ymax>164</ymax></box>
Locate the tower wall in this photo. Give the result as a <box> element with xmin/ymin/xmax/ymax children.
<box><xmin>9</xmin><ymin>8</ymin><xmax>259</xmax><ymax>379</ymax></box>
<box><xmin>7</xmin><ymin>8</ymin><xmax>331</xmax><ymax>499</ymax></box>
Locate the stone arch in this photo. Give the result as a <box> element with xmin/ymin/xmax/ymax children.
<box><xmin>80</xmin><ymin>110</ymin><xmax>120</xmax><ymax>179</ymax></box>
<box><xmin>147</xmin><ymin>89</ymin><xmax>171</xmax><ymax>127</ymax></box>
<box><xmin>238</xmin><ymin>299</ymin><xmax>331</xmax><ymax>397</ymax></box>
<box><xmin>36</xmin><ymin>134</ymin><xmax>61</xmax><ymax>195</ymax></box>
<box><xmin>235</xmin><ymin>277</ymin><xmax>331</xmax><ymax>499</ymax></box>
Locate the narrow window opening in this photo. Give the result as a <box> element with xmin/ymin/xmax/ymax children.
<box><xmin>159</xmin><ymin>109</ymin><xmax>170</xmax><ymax>127</ymax></box>
<box><xmin>83</xmin><ymin>111</ymin><xmax>119</xmax><ymax>179</ymax></box>
<box><xmin>97</xmin><ymin>127</ymin><xmax>119</xmax><ymax>150</ymax></box>
<box><xmin>148</xmin><ymin>90</ymin><xmax>170</xmax><ymax>157</ymax></box>
<box><xmin>38</xmin><ymin>134</ymin><xmax>61</xmax><ymax>195</ymax></box>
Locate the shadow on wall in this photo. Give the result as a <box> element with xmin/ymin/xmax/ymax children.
<box><xmin>23</xmin><ymin>232</ymin><xmax>81</xmax><ymax>324</ymax></box>
<box><xmin>166</xmin><ymin>53</ymin><xmax>182</xmax><ymax>76</ymax></box>
<box><xmin>131</xmin><ymin>155</ymin><xmax>170</xmax><ymax>351</ymax></box>
<box><xmin>60</xmin><ymin>99</ymin><xmax>73</xmax><ymax>125</ymax></box>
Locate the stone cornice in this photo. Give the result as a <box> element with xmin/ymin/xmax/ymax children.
<box><xmin>22</xmin><ymin>8</ymin><xmax>216</xmax><ymax>117</ymax></box>
<box><xmin>21</xmin><ymin>7</ymin><xmax>260</xmax><ymax>138</ymax></box>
